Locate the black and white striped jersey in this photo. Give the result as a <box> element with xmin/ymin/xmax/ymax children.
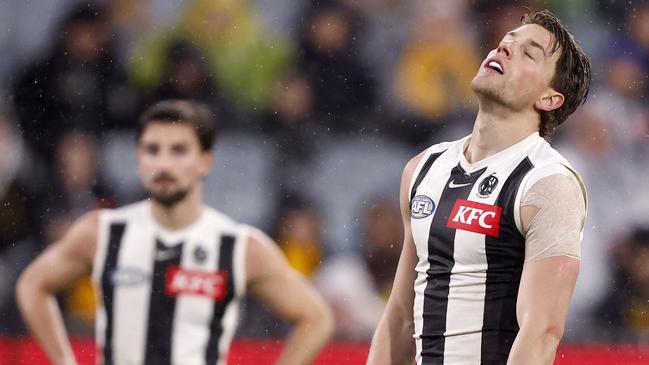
<box><xmin>409</xmin><ymin>132</ymin><xmax>581</xmax><ymax>365</ymax></box>
<box><xmin>91</xmin><ymin>201</ymin><xmax>248</xmax><ymax>365</ymax></box>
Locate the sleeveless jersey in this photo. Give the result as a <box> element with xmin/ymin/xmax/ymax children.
<box><xmin>91</xmin><ymin>201</ymin><xmax>248</xmax><ymax>365</ymax></box>
<box><xmin>408</xmin><ymin>132</ymin><xmax>583</xmax><ymax>365</ymax></box>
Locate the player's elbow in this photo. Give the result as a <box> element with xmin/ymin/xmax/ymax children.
<box><xmin>300</xmin><ymin>296</ymin><xmax>334</xmax><ymax>342</ymax></box>
<box><xmin>521</xmin><ymin>318</ymin><xmax>565</xmax><ymax>351</ymax></box>
<box><xmin>312</xmin><ymin>298</ymin><xmax>335</xmax><ymax>341</ymax></box>
<box><xmin>534</xmin><ymin>323</ymin><xmax>564</xmax><ymax>362</ymax></box>
<box><xmin>16</xmin><ymin>265</ymin><xmax>39</xmax><ymax>311</ymax></box>
<box><xmin>381</xmin><ymin>298</ymin><xmax>415</xmax><ymax>336</ymax></box>
<box><xmin>322</xmin><ymin>303</ymin><xmax>335</xmax><ymax>339</ymax></box>
<box><xmin>541</xmin><ymin>322</ymin><xmax>565</xmax><ymax>346</ymax></box>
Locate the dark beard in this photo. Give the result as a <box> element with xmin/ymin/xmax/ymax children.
<box><xmin>149</xmin><ymin>189</ymin><xmax>189</xmax><ymax>208</ymax></box>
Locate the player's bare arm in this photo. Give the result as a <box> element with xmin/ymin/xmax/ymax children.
<box><xmin>16</xmin><ymin>210</ymin><xmax>98</xmax><ymax>365</ymax></box>
<box><xmin>245</xmin><ymin>228</ymin><xmax>334</xmax><ymax>365</ymax></box>
<box><xmin>366</xmin><ymin>151</ymin><xmax>425</xmax><ymax>365</ymax></box>
<box><xmin>507</xmin><ymin>173</ymin><xmax>585</xmax><ymax>365</ymax></box>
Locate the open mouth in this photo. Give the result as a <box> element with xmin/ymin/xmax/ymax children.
<box><xmin>487</xmin><ymin>61</ymin><xmax>504</xmax><ymax>74</ymax></box>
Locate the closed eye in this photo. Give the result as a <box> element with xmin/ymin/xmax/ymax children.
<box><xmin>171</xmin><ymin>144</ymin><xmax>188</xmax><ymax>155</ymax></box>
<box><xmin>144</xmin><ymin>143</ymin><xmax>159</xmax><ymax>155</ymax></box>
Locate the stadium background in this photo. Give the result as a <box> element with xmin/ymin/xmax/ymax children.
<box><xmin>0</xmin><ymin>0</ymin><xmax>648</xmax><ymax>363</ymax></box>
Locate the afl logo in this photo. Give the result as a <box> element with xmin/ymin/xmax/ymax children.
<box><xmin>478</xmin><ymin>174</ymin><xmax>499</xmax><ymax>197</ymax></box>
<box><xmin>110</xmin><ymin>267</ymin><xmax>151</xmax><ymax>287</ymax></box>
<box><xmin>411</xmin><ymin>195</ymin><xmax>435</xmax><ymax>219</ymax></box>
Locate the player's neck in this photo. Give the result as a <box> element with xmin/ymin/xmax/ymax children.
<box><xmin>466</xmin><ymin>105</ymin><xmax>539</xmax><ymax>164</ymax></box>
<box><xmin>149</xmin><ymin>187</ymin><xmax>204</xmax><ymax>231</ymax></box>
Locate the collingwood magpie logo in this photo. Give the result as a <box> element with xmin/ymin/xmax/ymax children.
<box><xmin>194</xmin><ymin>245</ymin><xmax>207</xmax><ymax>264</ymax></box>
<box><xmin>478</xmin><ymin>174</ymin><xmax>499</xmax><ymax>197</ymax></box>
<box><xmin>411</xmin><ymin>195</ymin><xmax>435</xmax><ymax>219</ymax></box>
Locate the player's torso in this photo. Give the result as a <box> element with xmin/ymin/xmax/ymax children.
<box><xmin>91</xmin><ymin>201</ymin><xmax>247</xmax><ymax>365</ymax></box>
<box><xmin>409</xmin><ymin>133</ymin><xmax>568</xmax><ymax>365</ymax></box>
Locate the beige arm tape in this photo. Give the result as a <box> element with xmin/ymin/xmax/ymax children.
<box><xmin>521</xmin><ymin>172</ymin><xmax>586</xmax><ymax>262</ymax></box>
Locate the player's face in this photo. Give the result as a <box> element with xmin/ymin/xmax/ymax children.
<box><xmin>137</xmin><ymin>122</ymin><xmax>212</xmax><ymax>207</ymax></box>
<box><xmin>471</xmin><ymin>24</ymin><xmax>563</xmax><ymax>112</ymax></box>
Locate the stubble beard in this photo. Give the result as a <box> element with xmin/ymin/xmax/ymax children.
<box><xmin>149</xmin><ymin>188</ymin><xmax>190</xmax><ymax>208</ymax></box>
<box><xmin>471</xmin><ymin>77</ymin><xmax>510</xmax><ymax>109</ymax></box>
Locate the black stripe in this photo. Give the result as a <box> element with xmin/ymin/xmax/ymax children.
<box><xmin>205</xmin><ymin>235</ymin><xmax>236</xmax><ymax>365</ymax></box>
<box><xmin>100</xmin><ymin>223</ymin><xmax>126</xmax><ymax>365</ymax></box>
<box><xmin>410</xmin><ymin>150</ymin><xmax>447</xmax><ymax>204</ymax></box>
<box><xmin>422</xmin><ymin>164</ymin><xmax>486</xmax><ymax>364</ymax></box>
<box><xmin>481</xmin><ymin>158</ymin><xmax>534</xmax><ymax>364</ymax></box>
<box><xmin>143</xmin><ymin>239</ymin><xmax>184</xmax><ymax>365</ymax></box>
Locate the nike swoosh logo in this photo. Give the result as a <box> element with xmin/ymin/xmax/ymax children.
<box><xmin>448</xmin><ymin>180</ymin><xmax>472</xmax><ymax>189</ymax></box>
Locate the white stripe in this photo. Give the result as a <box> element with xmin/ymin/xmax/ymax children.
<box><xmin>112</xmin><ymin>224</ymin><xmax>155</xmax><ymax>364</ymax></box>
<box><xmin>216</xmin><ymin>298</ymin><xmax>240</xmax><ymax>365</ymax></box>
<box><xmin>410</xmin><ymin>150</ymin><xmax>457</xmax><ymax>362</ymax></box>
<box><xmin>443</xmin><ymin>229</ymin><xmax>488</xmax><ymax>364</ymax></box>
<box><xmin>91</xmin><ymin>211</ymin><xmax>110</xmax><ymax>284</ymax></box>
<box><xmin>95</xmin><ymin>306</ymin><xmax>107</xmax><ymax>363</ymax></box>
<box><xmin>413</xmin><ymin>269</ymin><xmax>427</xmax><ymax>365</ymax></box>
<box><xmin>408</xmin><ymin>148</ymin><xmax>435</xmax><ymax>195</ymax></box>
<box><xmin>216</xmin><ymin>231</ymin><xmax>246</xmax><ymax>365</ymax></box>
<box><xmin>93</xmin><ymin>203</ymin><xmax>147</xmax><ymax>364</ymax></box>
<box><xmin>92</xmin><ymin>211</ymin><xmax>111</xmax><ymax>354</ymax></box>
<box><xmin>234</xmin><ymin>227</ymin><xmax>249</xmax><ymax>297</ymax></box>
<box><xmin>172</xmin><ymin>229</ymin><xmax>220</xmax><ymax>365</ymax></box>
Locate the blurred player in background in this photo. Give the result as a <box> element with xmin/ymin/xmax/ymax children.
<box><xmin>368</xmin><ymin>10</ymin><xmax>591</xmax><ymax>365</ymax></box>
<box><xmin>17</xmin><ymin>100</ymin><xmax>333</xmax><ymax>365</ymax></box>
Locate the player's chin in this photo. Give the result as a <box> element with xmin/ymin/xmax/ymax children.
<box><xmin>471</xmin><ymin>78</ymin><xmax>492</xmax><ymax>94</ymax></box>
<box><xmin>148</xmin><ymin>183</ymin><xmax>176</xmax><ymax>197</ymax></box>
<box><xmin>474</xmin><ymin>74</ymin><xmax>505</xmax><ymax>91</ymax></box>
<box><xmin>150</xmin><ymin>190</ymin><xmax>189</xmax><ymax>207</ymax></box>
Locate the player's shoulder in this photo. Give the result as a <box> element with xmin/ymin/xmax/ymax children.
<box><xmin>527</xmin><ymin>137</ymin><xmax>576</xmax><ymax>171</ymax></box>
<box><xmin>99</xmin><ymin>200</ymin><xmax>148</xmax><ymax>223</ymax></box>
<box><xmin>56</xmin><ymin>210</ymin><xmax>101</xmax><ymax>259</ymax></box>
<box><xmin>202</xmin><ymin>205</ymin><xmax>252</xmax><ymax>238</ymax></box>
<box><xmin>213</xmin><ymin>216</ymin><xmax>275</xmax><ymax>260</ymax></box>
<box><xmin>70</xmin><ymin>209</ymin><xmax>102</xmax><ymax>238</ymax></box>
<box><xmin>202</xmin><ymin>206</ymin><xmax>240</xmax><ymax>227</ymax></box>
<box><xmin>525</xmin><ymin>138</ymin><xmax>584</xmax><ymax>187</ymax></box>
<box><xmin>520</xmin><ymin>139</ymin><xmax>587</xmax><ymax>205</ymax></box>
<box><xmin>404</xmin><ymin>135</ymin><xmax>468</xmax><ymax>183</ymax></box>
<box><xmin>242</xmin><ymin>225</ymin><xmax>290</xmax><ymax>284</ymax></box>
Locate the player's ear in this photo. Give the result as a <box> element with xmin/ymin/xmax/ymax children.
<box><xmin>135</xmin><ymin>142</ymin><xmax>146</xmax><ymax>178</ymax></box>
<box><xmin>199</xmin><ymin>150</ymin><xmax>213</xmax><ymax>177</ymax></box>
<box><xmin>535</xmin><ymin>89</ymin><xmax>564</xmax><ymax>112</ymax></box>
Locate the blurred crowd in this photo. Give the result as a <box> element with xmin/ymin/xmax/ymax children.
<box><xmin>0</xmin><ymin>0</ymin><xmax>648</xmax><ymax>343</ymax></box>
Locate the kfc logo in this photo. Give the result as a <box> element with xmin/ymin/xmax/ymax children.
<box><xmin>447</xmin><ymin>199</ymin><xmax>502</xmax><ymax>237</ymax></box>
<box><xmin>165</xmin><ymin>266</ymin><xmax>228</xmax><ymax>301</ymax></box>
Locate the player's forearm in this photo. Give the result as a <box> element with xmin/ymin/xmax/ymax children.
<box><xmin>366</xmin><ymin>311</ymin><xmax>415</xmax><ymax>365</ymax></box>
<box><xmin>275</xmin><ymin>308</ymin><xmax>334</xmax><ymax>365</ymax></box>
<box><xmin>506</xmin><ymin>323</ymin><xmax>562</xmax><ymax>365</ymax></box>
<box><xmin>16</xmin><ymin>276</ymin><xmax>77</xmax><ymax>365</ymax></box>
